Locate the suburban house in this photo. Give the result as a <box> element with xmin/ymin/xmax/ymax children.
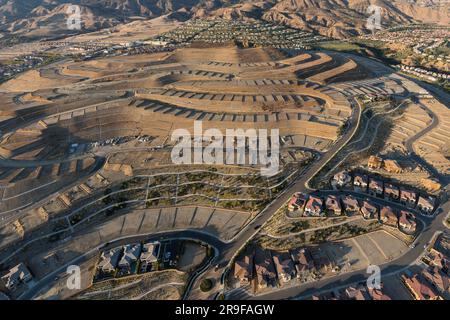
<box><xmin>290</xmin><ymin>248</ymin><xmax>315</xmax><ymax>279</ymax></box>
<box><xmin>368</xmin><ymin>285</ymin><xmax>392</xmax><ymax>300</ymax></box>
<box><xmin>384</xmin><ymin>159</ymin><xmax>402</xmax><ymax>173</ymax></box>
<box><xmin>288</xmin><ymin>192</ymin><xmax>308</xmax><ymax>213</ymax></box>
<box><xmin>353</xmin><ymin>174</ymin><xmax>368</xmax><ymax>192</ymax></box>
<box><xmin>398</xmin><ymin>210</ymin><xmax>417</xmax><ymax>232</ymax></box>
<box><xmin>384</xmin><ymin>183</ymin><xmax>400</xmax><ymax>201</ymax></box>
<box><xmin>427</xmin><ymin>248</ymin><xmax>449</xmax><ymax>273</ymax></box>
<box><xmin>341</xmin><ymin>195</ymin><xmax>360</xmax><ymax>215</ymax></box>
<box><xmin>98</xmin><ymin>247</ymin><xmax>122</xmax><ymax>273</ymax></box>
<box><xmin>332</xmin><ymin>171</ymin><xmax>351</xmax><ymax>188</ymax></box>
<box><xmin>368</xmin><ymin>179</ymin><xmax>383</xmax><ymax>197</ymax></box>
<box><xmin>140</xmin><ymin>242</ymin><xmax>160</xmax><ymax>264</ymax></box>
<box><xmin>234</xmin><ymin>254</ymin><xmax>254</xmax><ymax>285</ymax></box>
<box><xmin>304</xmin><ymin>196</ymin><xmax>323</xmax><ymax>217</ymax></box>
<box><xmin>344</xmin><ymin>286</ymin><xmax>370</xmax><ymax>300</ymax></box>
<box><xmin>422</xmin><ymin>267</ymin><xmax>450</xmax><ymax>294</ymax></box>
<box><xmin>368</xmin><ymin>155</ymin><xmax>382</xmax><ymax>169</ymax></box>
<box><xmin>272</xmin><ymin>252</ymin><xmax>296</xmax><ymax>284</ymax></box>
<box><xmin>401</xmin><ymin>274</ymin><xmax>443</xmax><ymax>300</ymax></box>
<box><xmin>313</xmin><ymin>255</ymin><xmax>335</xmax><ymax>273</ymax></box>
<box><xmin>400</xmin><ymin>189</ymin><xmax>417</xmax><ymax>207</ymax></box>
<box><xmin>325</xmin><ymin>195</ymin><xmax>342</xmax><ymax>215</ymax></box>
<box><xmin>254</xmin><ymin>249</ymin><xmax>277</xmax><ymax>289</ymax></box>
<box><xmin>118</xmin><ymin>243</ymin><xmax>142</xmax><ymax>271</ymax></box>
<box><xmin>1</xmin><ymin>263</ymin><xmax>33</xmax><ymax>291</ymax></box>
<box><xmin>360</xmin><ymin>200</ymin><xmax>378</xmax><ymax>220</ymax></box>
<box><xmin>380</xmin><ymin>206</ymin><xmax>398</xmax><ymax>227</ymax></box>
<box><xmin>417</xmin><ymin>196</ymin><xmax>435</xmax><ymax>214</ymax></box>
<box><xmin>421</xmin><ymin>178</ymin><xmax>441</xmax><ymax>193</ymax></box>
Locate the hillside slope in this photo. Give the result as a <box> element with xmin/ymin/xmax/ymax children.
<box><xmin>0</xmin><ymin>0</ymin><xmax>448</xmax><ymax>40</ymax></box>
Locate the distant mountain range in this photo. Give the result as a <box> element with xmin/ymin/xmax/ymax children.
<box><xmin>0</xmin><ymin>0</ymin><xmax>448</xmax><ymax>40</ymax></box>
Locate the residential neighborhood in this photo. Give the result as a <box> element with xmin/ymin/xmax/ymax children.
<box><xmin>234</xmin><ymin>246</ymin><xmax>334</xmax><ymax>293</ymax></box>
<box><xmin>284</xmin><ymin>168</ymin><xmax>435</xmax><ymax>235</ymax></box>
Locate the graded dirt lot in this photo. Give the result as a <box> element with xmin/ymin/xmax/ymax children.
<box><xmin>316</xmin><ymin>230</ymin><xmax>407</xmax><ymax>272</ymax></box>
<box><xmin>0</xmin><ymin>45</ymin><xmax>355</xmax><ymax>169</ymax></box>
<box><xmin>413</xmin><ymin>98</ymin><xmax>450</xmax><ymax>176</ymax></box>
<box><xmin>0</xmin><ymin>44</ymin><xmax>387</xmax><ymax>295</ymax></box>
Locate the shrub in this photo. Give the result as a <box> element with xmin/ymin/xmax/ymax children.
<box><xmin>200</xmin><ymin>279</ymin><xmax>213</xmax><ymax>292</ymax></box>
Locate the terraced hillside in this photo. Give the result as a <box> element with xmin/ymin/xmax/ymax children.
<box><xmin>413</xmin><ymin>99</ymin><xmax>450</xmax><ymax>176</ymax></box>
<box><xmin>0</xmin><ymin>45</ymin><xmax>392</xmax><ymax>293</ymax></box>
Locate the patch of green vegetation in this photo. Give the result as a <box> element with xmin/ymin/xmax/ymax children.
<box><xmin>70</xmin><ymin>213</ymin><xmax>84</xmax><ymax>225</ymax></box>
<box><xmin>430</xmin><ymin>40</ymin><xmax>450</xmax><ymax>56</ymax></box>
<box><xmin>315</xmin><ymin>40</ymin><xmax>366</xmax><ymax>54</ymax></box>
<box><xmin>437</xmin><ymin>79</ymin><xmax>450</xmax><ymax>94</ymax></box>
<box><xmin>206</xmin><ymin>246</ymin><xmax>214</xmax><ymax>257</ymax></box>
<box><xmin>200</xmin><ymin>278</ymin><xmax>213</xmax><ymax>292</ymax></box>
<box><xmin>316</xmin><ymin>39</ymin><xmax>414</xmax><ymax>66</ymax></box>
<box><xmin>289</xmin><ymin>221</ymin><xmax>310</xmax><ymax>233</ymax></box>
<box><xmin>49</xmin><ymin>233</ymin><xmax>61</xmax><ymax>242</ymax></box>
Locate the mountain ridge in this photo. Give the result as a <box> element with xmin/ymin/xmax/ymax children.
<box><xmin>0</xmin><ymin>0</ymin><xmax>448</xmax><ymax>40</ymax></box>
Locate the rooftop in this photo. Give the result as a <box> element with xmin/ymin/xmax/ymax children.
<box><xmin>1</xmin><ymin>263</ymin><xmax>32</xmax><ymax>290</ymax></box>
<box><xmin>119</xmin><ymin>244</ymin><xmax>142</xmax><ymax>268</ymax></box>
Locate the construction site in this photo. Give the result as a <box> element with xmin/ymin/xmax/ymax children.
<box><xmin>0</xmin><ymin>25</ymin><xmax>448</xmax><ymax>300</ymax></box>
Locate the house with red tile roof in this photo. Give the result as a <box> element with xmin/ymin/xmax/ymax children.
<box><xmin>401</xmin><ymin>273</ymin><xmax>443</xmax><ymax>300</ymax></box>
<box><xmin>368</xmin><ymin>178</ymin><xmax>383</xmax><ymax>197</ymax></box>
<box><xmin>304</xmin><ymin>196</ymin><xmax>323</xmax><ymax>217</ymax></box>
<box><xmin>368</xmin><ymin>155</ymin><xmax>382</xmax><ymax>169</ymax></box>
<box><xmin>384</xmin><ymin>183</ymin><xmax>399</xmax><ymax>201</ymax></box>
<box><xmin>344</xmin><ymin>285</ymin><xmax>371</xmax><ymax>300</ymax></box>
<box><xmin>368</xmin><ymin>286</ymin><xmax>392</xmax><ymax>300</ymax></box>
<box><xmin>234</xmin><ymin>254</ymin><xmax>254</xmax><ymax>285</ymax></box>
<box><xmin>272</xmin><ymin>252</ymin><xmax>296</xmax><ymax>284</ymax></box>
<box><xmin>313</xmin><ymin>255</ymin><xmax>335</xmax><ymax>273</ymax></box>
<box><xmin>417</xmin><ymin>196</ymin><xmax>435</xmax><ymax>214</ymax></box>
<box><xmin>288</xmin><ymin>192</ymin><xmax>308</xmax><ymax>213</ymax></box>
<box><xmin>353</xmin><ymin>174</ymin><xmax>368</xmax><ymax>192</ymax></box>
<box><xmin>380</xmin><ymin>206</ymin><xmax>398</xmax><ymax>227</ymax></box>
<box><xmin>422</xmin><ymin>267</ymin><xmax>450</xmax><ymax>295</ymax></box>
<box><xmin>341</xmin><ymin>195</ymin><xmax>360</xmax><ymax>215</ymax></box>
<box><xmin>384</xmin><ymin>159</ymin><xmax>402</xmax><ymax>173</ymax></box>
<box><xmin>254</xmin><ymin>249</ymin><xmax>277</xmax><ymax>289</ymax></box>
<box><xmin>400</xmin><ymin>189</ymin><xmax>417</xmax><ymax>208</ymax></box>
<box><xmin>399</xmin><ymin>210</ymin><xmax>416</xmax><ymax>233</ymax></box>
<box><xmin>290</xmin><ymin>248</ymin><xmax>315</xmax><ymax>279</ymax></box>
<box><xmin>325</xmin><ymin>195</ymin><xmax>342</xmax><ymax>216</ymax></box>
<box><xmin>427</xmin><ymin>248</ymin><xmax>449</xmax><ymax>274</ymax></box>
<box><xmin>360</xmin><ymin>200</ymin><xmax>378</xmax><ymax>220</ymax></box>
